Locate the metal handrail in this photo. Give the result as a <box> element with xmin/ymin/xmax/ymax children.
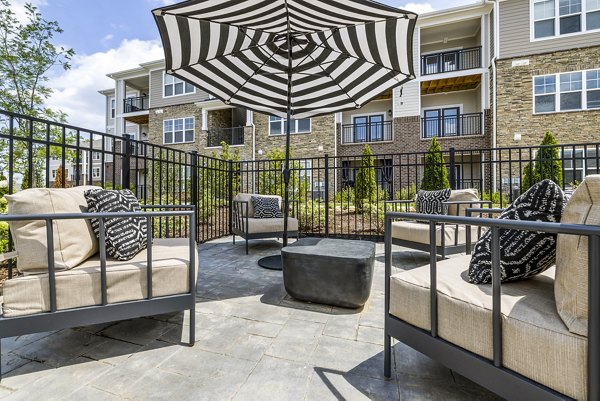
<box><xmin>421</xmin><ymin>112</ymin><xmax>483</xmax><ymax>138</ymax></box>
<box><xmin>421</xmin><ymin>46</ymin><xmax>482</xmax><ymax>76</ymax></box>
<box><xmin>207</xmin><ymin>126</ymin><xmax>245</xmax><ymax>147</ymax></box>
<box><xmin>123</xmin><ymin>96</ymin><xmax>149</xmax><ymax>113</ymax></box>
<box><xmin>341</xmin><ymin>121</ymin><xmax>393</xmax><ymax>144</ymax></box>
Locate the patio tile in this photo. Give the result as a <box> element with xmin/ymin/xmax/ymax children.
<box><xmin>397</xmin><ymin>376</ymin><xmax>503</xmax><ymax>401</ymax></box>
<box><xmin>1</xmin><ymin>332</ymin><xmax>56</xmax><ymax>354</ymax></box>
<box><xmin>0</xmin><ymin>361</ymin><xmax>52</xmax><ymax>391</ymax></box>
<box><xmin>306</xmin><ymin>369</ymin><xmax>400</xmax><ymax>401</ymax></box>
<box><xmin>322</xmin><ymin>312</ymin><xmax>360</xmax><ymax>341</ymax></box>
<box><xmin>81</xmin><ymin>336</ymin><xmax>143</xmax><ymax>366</ymax></box>
<box><xmin>266</xmin><ymin>319</ymin><xmax>324</xmax><ymax>363</ymax></box>
<box><xmin>122</xmin><ymin>369</ymin><xmax>216</xmax><ymax>401</ymax></box>
<box><xmin>232</xmin><ymin>356</ymin><xmax>312</xmax><ymax>401</ymax></box>
<box><xmin>0</xmin><ymin>353</ymin><xmax>30</xmax><ymax>375</ymax></box>
<box><xmin>63</xmin><ymin>385</ymin><xmax>124</xmax><ymax>401</ymax></box>
<box><xmin>357</xmin><ymin>325</ymin><xmax>385</xmax><ymax>346</ymax></box>
<box><xmin>393</xmin><ymin>342</ymin><xmax>454</xmax><ymax>384</ymax></box>
<box><xmin>246</xmin><ymin>320</ymin><xmax>283</xmax><ymax>338</ymax></box>
<box><xmin>99</xmin><ymin>318</ymin><xmax>175</xmax><ymax>346</ymax></box>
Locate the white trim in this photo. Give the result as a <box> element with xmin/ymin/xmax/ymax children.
<box><xmin>163</xmin><ymin>72</ymin><xmax>196</xmax><ymax>98</ymax></box>
<box><xmin>268</xmin><ymin>116</ymin><xmax>312</xmax><ymax>136</ymax></box>
<box><xmin>163</xmin><ymin>116</ymin><xmax>196</xmax><ymax>145</ymax></box>
<box><xmin>109</xmin><ymin>97</ymin><xmax>116</xmax><ymax>120</ymax></box>
<box><xmin>530</xmin><ymin>0</ymin><xmax>600</xmax><ymax>41</ymax></box>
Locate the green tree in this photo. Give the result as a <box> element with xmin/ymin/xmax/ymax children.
<box><xmin>521</xmin><ymin>131</ymin><xmax>563</xmax><ymax>191</ymax></box>
<box><xmin>421</xmin><ymin>137</ymin><xmax>450</xmax><ymax>190</ymax></box>
<box><xmin>355</xmin><ymin>144</ymin><xmax>377</xmax><ymax>209</ymax></box>
<box><xmin>257</xmin><ymin>147</ymin><xmax>305</xmax><ymax>200</ymax></box>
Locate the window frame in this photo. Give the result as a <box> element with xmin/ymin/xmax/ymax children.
<box><xmin>531</xmin><ymin>0</ymin><xmax>600</xmax><ymax>40</ymax></box>
<box><xmin>110</xmin><ymin>97</ymin><xmax>116</xmax><ymax>119</ymax></box>
<box><xmin>163</xmin><ymin>117</ymin><xmax>195</xmax><ymax>145</ymax></box>
<box><xmin>163</xmin><ymin>72</ymin><xmax>195</xmax><ymax>98</ymax></box>
<box><xmin>268</xmin><ymin>116</ymin><xmax>312</xmax><ymax>136</ymax></box>
<box><xmin>92</xmin><ymin>167</ymin><xmax>101</xmax><ymax>179</ymax></box>
<box><xmin>533</xmin><ymin>68</ymin><xmax>600</xmax><ymax>114</ymax></box>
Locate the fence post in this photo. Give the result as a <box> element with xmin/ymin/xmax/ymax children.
<box><xmin>228</xmin><ymin>159</ymin><xmax>234</xmax><ymax>235</ymax></box>
<box><xmin>324</xmin><ymin>154</ymin><xmax>330</xmax><ymax>238</ymax></box>
<box><xmin>449</xmin><ymin>147</ymin><xmax>456</xmax><ymax>190</ymax></box>
<box><xmin>122</xmin><ymin>134</ymin><xmax>132</xmax><ymax>189</ymax></box>
<box><xmin>190</xmin><ymin>151</ymin><xmax>198</xmax><ymax>241</ymax></box>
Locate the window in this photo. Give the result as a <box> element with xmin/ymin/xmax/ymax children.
<box><xmin>562</xmin><ymin>148</ymin><xmax>600</xmax><ymax>185</ymax></box>
<box><xmin>163</xmin><ymin>73</ymin><xmax>195</xmax><ymax>97</ymax></box>
<box><xmin>92</xmin><ymin>152</ymin><xmax>101</xmax><ymax>161</ymax></box>
<box><xmin>532</xmin><ymin>0</ymin><xmax>600</xmax><ymax>38</ymax></box>
<box><xmin>534</xmin><ymin>69</ymin><xmax>600</xmax><ymax>113</ymax></box>
<box><xmin>588</xmin><ymin>70</ymin><xmax>600</xmax><ymax>108</ymax></box>
<box><xmin>163</xmin><ymin>117</ymin><xmax>194</xmax><ymax>144</ymax></box>
<box><xmin>92</xmin><ymin>167</ymin><xmax>101</xmax><ymax>179</ymax></box>
<box><xmin>268</xmin><ymin>116</ymin><xmax>311</xmax><ymax>135</ymax></box>
<box><xmin>299</xmin><ymin>160</ymin><xmax>312</xmax><ymax>188</ymax></box>
<box><xmin>51</xmin><ymin>169</ymin><xmax>69</xmax><ymax>179</ymax></box>
<box><xmin>110</xmin><ymin>98</ymin><xmax>116</xmax><ymax>119</ymax></box>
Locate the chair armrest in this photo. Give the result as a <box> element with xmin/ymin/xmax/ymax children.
<box><xmin>140</xmin><ymin>205</ymin><xmax>195</xmax><ymax>210</ymax></box>
<box><xmin>442</xmin><ymin>200</ymin><xmax>493</xmax><ymax>216</ymax></box>
<box><xmin>466</xmin><ymin>207</ymin><xmax>505</xmax><ymax>217</ymax></box>
<box><xmin>232</xmin><ymin>200</ymin><xmax>249</xmax><ymax>231</ymax></box>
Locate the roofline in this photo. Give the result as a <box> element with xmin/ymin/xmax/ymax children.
<box><xmin>98</xmin><ymin>88</ymin><xmax>115</xmax><ymax>95</ymax></box>
<box><xmin>419</xmin><ymin>0</ymin><xmax>491</xmax><ymax>19</ymax></box>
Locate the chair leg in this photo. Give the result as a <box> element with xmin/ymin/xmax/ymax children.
<box><xmin>232</xmin><ymin>234</ymin><xmax>235</xmax><ymax>245</ymax></box>
<box><xmin>246</xmin><ymin>238</ymin><xmax>249</xmax><ymax>255</ymax></box>
<box><xmin>384</xmin><ymin>331</ymin><xmax>392</xmax><ymax>378</ymax></box>
<box><xmin>189</xmin><ymin>296</ymin><xmax>195</xmax><ymax>346</ymax></box>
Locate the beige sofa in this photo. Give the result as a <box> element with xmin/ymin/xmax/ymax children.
<box><xmin>384</xmin><ymin>176</ymin><xmax>600</xmax><ymax>401</ymax></box>
<box><xmin>232</xmin><ymin>193</ymin><xmax>299</xmax><ymax>254</ymax></box>
<box><xmin>387</xmin><ymin>188</ymin><xmax>490</xmax><ymax>258</ymax></box>
<box><xmin>0</xmin><ymin>186</ymin><xmax>197</xmax><ymax>376</ymax></box>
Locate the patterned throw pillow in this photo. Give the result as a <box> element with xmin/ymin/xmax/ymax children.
<box><xmin>252</xmin><ymin>196</ymin><xmax>283</xmax><ymax>219</ymax></box>
<box><xmin>415</xmin><ymin>188</ymin><xmax>451</xmax><ymax>214</ymax></box>
<box><xmin>84</xmin><ymin>189</ymin><xmax>147</xmax><ymax>261</ymax></box>
<box><xmin>468</xmin><ymin>179</ymin><xmax>565</xmax><ymax>284</ymax></box>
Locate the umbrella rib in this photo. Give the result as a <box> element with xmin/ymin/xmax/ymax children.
<box><xmin>293</xmin><ymin>39</ymin><xmax>360</xmax><ymax>108</ymax></box>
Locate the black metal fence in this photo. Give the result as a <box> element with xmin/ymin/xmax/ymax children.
<box><xmin>123</xmin><ymin>96</ymin><xmax>149</xmax><ymax>113</ymax></box>
<box><xmin>207</xmin><ymin>126</ymin><xmax>244</xmax><ymax>147</ymax></box>
<box><xmin>421</xmin><ymin>112</ymin><xmax>483</xmax><ymax>138</ymax></box>
<box><xmin>420</xmin><ymin>46</ymin><xmax>482</xmax><ymax>76</ymax></box>
<box><xmin>1</xmin><ymin>109</ymin><xmax>599</xmax><ymax>246</ymax></box>
<box><xmin>341</xmin><ymin>121</ymin><xmax>393</xmax><ymax>144</ymax></box>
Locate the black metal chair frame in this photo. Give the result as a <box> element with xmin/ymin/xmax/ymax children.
<box><xmin>232</xmin><ymin>199</ymin><xmax>299</xmax><ymax>254</ymax></box>
<box><xmin>0</xmin><ymin>205</ymin><xmax>197</xmax><ymax>380</ymax></box>
<box><xmin>384</xmin><ymin>199</ymin><xmax>492</xmax><ymax>258</ymax></box>
<box><xmin>384</xmin><ymin>209</ymin><xmax>600</xmax><ymax>401</ymax></box>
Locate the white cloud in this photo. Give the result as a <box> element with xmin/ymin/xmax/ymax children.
<box><xmin>46</xmin><ymin>39</ymin><xmax>165</xmax><ymax>131</ymax></box>
<box><xmin>9</xmin><ymin>0</ymin><xmax>47</xmax><ymax>22</ymax></box>
<box><xmin>399</xmin><ymin>2</ymin><xmax>436</xmax><ymax>14</ymax></box>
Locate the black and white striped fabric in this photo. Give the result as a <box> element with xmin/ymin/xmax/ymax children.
<box><xmin>468</xmin><ymin>180</ymin><xmax>566</xmax><ymax>284</ymax></box>
<box><xmin>153</xmin><ymin>0</ymin><xmax>417</xmax><ymax>119</ymax></box>
<box><xmin>415</xmin><ymin>189</ymin><xmax>451</xmax><ymax>215</ymax></box>
<box><xmin>252</xmin><ymin>196</ymin><xmax>283</xmax><ymax>218</ymax></box>
<box><xmin>85</xmin><ymin>189</ymin><xmax>148</xmax><ymax>261</ymax></box>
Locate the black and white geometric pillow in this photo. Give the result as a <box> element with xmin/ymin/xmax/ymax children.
<box><xmin>415</xmin><ymin>188</ymin><xmax>451</xmax><ymax>214</ymax></box>
<box><xmin>468</xmin><ymin>179</ymin><xmax>565</xmax><ymax>284</ymax></box>
<box><xmin>84</xmin><ymin>189</ymin><xmax>147</xmax><ymax>261</ymax></box>
<box><xmin>252</xmin><ymin>196</ymin><xmax>283</xmax><ymax>219</ymax></box>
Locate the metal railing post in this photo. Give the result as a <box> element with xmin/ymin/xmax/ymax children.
<box><xmin>190</xmin><ymin>151</ymin><xmax>198</xmax><ymax>241</ymax></box>
<box><xmin>122</xmin><ymin>134</ymin><xmax>132</xmax><ymax>189</ymax></box>
<box><xmin>228</xmin><ymin>159</ymin><xmax>234</xmax><ymax>235</ymax></box>
<box><xmin>324</xmin><ymin>154</ymin><xmax>330</xmax><ymax>237</ymax></box>
<box><xmin>449</xmin><ymin>147</ymin><xmax>457</xmax><ymax>190</ymax></box>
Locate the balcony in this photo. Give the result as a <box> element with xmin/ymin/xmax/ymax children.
<box><xmin>421</xmin><ymin>46</ymin><xmax>481</xmax><ymax>76</ymax></box>
<box><xmin>207</xmin><ymin>126</ymin><xmax>245</xmax><ymax>147</ymax></box>
<box><xmin>123</xmin><ymin>96</ymin><xmax>149</xmax><ymax>125</ymax></box>
<box><xmin>341</xmin><ymin>121</ymin><xmax>393</xmax><ymax>144</ymax></box>
<box><xmin>421</xmin><ymin>112</ymin><xmax>483</xmax><ymax>139</ymax></box>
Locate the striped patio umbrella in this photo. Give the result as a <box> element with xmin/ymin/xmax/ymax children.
<box><xmin>153</xmin><ymin>0</ymin><xmax>417</xmax><ymax>268</ymax></box>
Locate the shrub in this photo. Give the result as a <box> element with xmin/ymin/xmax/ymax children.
<box><xmin>355</xmin><ymin>144</ymin><xmax>377</xmax><ymax>209</ymax></box>
<box><xmin>482</xmin><ymin>191</ymin><xmax>509</xmax><ymax>207</ymax></box>
<box><xmin>521</xmin><ymin>131</ymin><xmax>563</xmax><ymax>191</ymax></box>
<box><xmin>335</xmin><ymin>187</ymin><xmax>355</xmax><ymax>204</ymax></box>
<box><xmin>298</xmin><ymin>200</ymin><xmax>326</xmax><ymax>232</ymax></box>
<box><xmin>395</xmin><ymin>183</ymin><xmax>417</xmax><ymax>200</ymax></box>
<box><xmin>421</xmin><ymin>137</ymin><xmax>450</xmax><ymax>190</ymax></box>
<box><xmin>0</xmin><ymin>221</ymin><xmax>9</xmax><ymax>254</ymax></box>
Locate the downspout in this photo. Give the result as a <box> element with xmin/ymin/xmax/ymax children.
<box><xmin>486</xmin><ymin>0</ymin><xmax>500</xmax><ymax>193</ymax></box>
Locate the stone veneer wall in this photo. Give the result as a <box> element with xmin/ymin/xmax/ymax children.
<box><xmin>496</xmin><ymin>46</ymin><xmax>600</xmax><ymax>148</ymax></box>
<box><xmin>253</xmin><ymin>113</ymin><xmax>335</xmax><ymax>159</ymax></box>
<box><xmin>207</xmin><ymin>109</ymin><xmax>232</xmax><ymax>129</ymax></box>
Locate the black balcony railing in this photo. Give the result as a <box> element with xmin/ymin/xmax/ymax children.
<box><xmin>123</xmin><ymin>96</ymin><xmax>149</xmax><ymax>113</ymax></box>
<box><xmin>421</xmin><ymin>46</ymin><xmax>482</xmax><ymax>76</ymax></box>
<box><xmin>421</xmin><ymin>112</ymin><xmax>483</xmax><ymax>139</ymax></box>
<box><xmin>207</xmin><ymin>126</ymin><xmax>245</xmax><ymax>147</ymax></box>
<box><xmin>342</xmin><ymin>121</ymin><xmax>393</xmax><ymax>144</ymax></box>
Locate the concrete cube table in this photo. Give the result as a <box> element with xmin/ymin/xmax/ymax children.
<box><xmin>281</xmin><ymin>238</ymin><xmax>375</xmax><ymax>308</ymax></box>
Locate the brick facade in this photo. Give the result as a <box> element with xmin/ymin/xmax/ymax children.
<box><xmin>253</xmin><ymin>113</ymin><xmax>335</xmax><ymax>160</ymax></box>
<box><xmin>496</xmin><ymin>47</ymin><xmax>600</xmax><ymax>148</ymax></box>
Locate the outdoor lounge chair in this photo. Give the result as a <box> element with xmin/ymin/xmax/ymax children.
<box><xmin>0</xmin><ymin>187</ymin><xmax>197</xmax><ymax>378</ymax></box>
<box><xmin>383</xmin><ymin>176</ymin><xmax>600</xmax><ymax>401</ymax></box>
<box><xmin>384</xmin><ymin>188</ymin><xmax>491</xmax><ymax>258</ymax></box>
<box><xmin>232</xmin><ymin>193</ymin><xmax>299</xmax><ymax>254</ymax></box>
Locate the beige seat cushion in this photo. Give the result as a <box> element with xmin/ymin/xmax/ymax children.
<box><xmin>2</xmin><ymin>238</ymin><xmax>195</xmax><ymax>318</ymax></box>
<box><xmin>390</xmin><ymin>255</ymin><xmax>587</xmax><ymax>400</ymax></box>
<box><xmin>391</xmin><ymin>221</ymin><xmax>482</xmax><ymax>247</ymax></box>
<box><xmin>556</xmin><ymin>175</ymin><xmax>600</xmax><ymax>337</ymax></box>
<box><xmin>234</xmin><ymin>193</ymin><xmax>282</xmax><ymax>218</ymax></box>
<box><xmin>247</xmin><ymin>217</ymin><xmax>298</xmax><ymax>234</ymax></box>
<box><xmin>448</xmin><ymin>188</ymin><xmax>479</xmax><ymax>216</ymax></box>
<box><xmin>6</xmin><ymin>186</ymin><xmax>100</xmax><ymax>275</ymax></box>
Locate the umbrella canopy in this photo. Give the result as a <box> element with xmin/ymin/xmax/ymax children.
<box><xmin>153</xmin><ymin>0</ymin><xmax>417</xmax><ymax>119</ymax></box>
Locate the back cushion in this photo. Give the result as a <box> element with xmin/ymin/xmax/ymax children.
<box><xmin>556</xmin><ymin>175</ymin><xmax>600</xmax><ymax>336</ymax></box>
<box><xmin>234</xmin><ymin>193</ymin><xmax>281</xmax><ymax>218</ymax></box>
<box><xmin>415</xmin><ymin>188</ymin><xmax>451</xmax><ymax>215</ymax></box>
<box><xmin>448</xmin><ymin>188</ymin><xmax>479</xmax><ymax>216</ymax></box>
<box><xmin>6</xmin><ymin>186</ymin><xmax>99</xmax><ymax>274</ymax></box>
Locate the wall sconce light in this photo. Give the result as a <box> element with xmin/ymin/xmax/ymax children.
<box><xmin>258</xmin><ymin>149</ymin><xmax>263</xmax><ymax>155</ymax></box>
<box><xmin>388</xmin><ymin>109</ymin><xmax>392</xmax><ymax>117</ymax></box>
<box><xmin>514</xmin><ymin>133</ymin><xmax>522</xmax><ymax>141</ymax></box>
<box><xmin>318</xmin><ymin>145</ymin><xmax>324</xmax><ymax>152</ymax></box>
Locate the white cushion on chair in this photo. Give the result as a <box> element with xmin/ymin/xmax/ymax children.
<box><xmin>246</xmin><ymin>217</ymin><xmax>298</xmax><ymax>234</ymax></box>
<box><xmin>234</xmin><ymin>193</ymin><xmax>282</xmax><ymax>218</ymax></box>
<box><xmin>391</xmin><ymin>220</ymin><xmax>480</xmax><ymax>247</ymax></box>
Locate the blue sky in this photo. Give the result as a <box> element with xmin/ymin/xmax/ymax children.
<box><xmin>11</xmin><ymin>0</ymin><xmax>478</xmax><ymax>129</ymax></box>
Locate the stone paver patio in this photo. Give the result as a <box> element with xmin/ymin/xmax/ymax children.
<box><xmin>0</xmin><ymin>237</ymin><xmax>503</xmax><ymax>400</ymax></box>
